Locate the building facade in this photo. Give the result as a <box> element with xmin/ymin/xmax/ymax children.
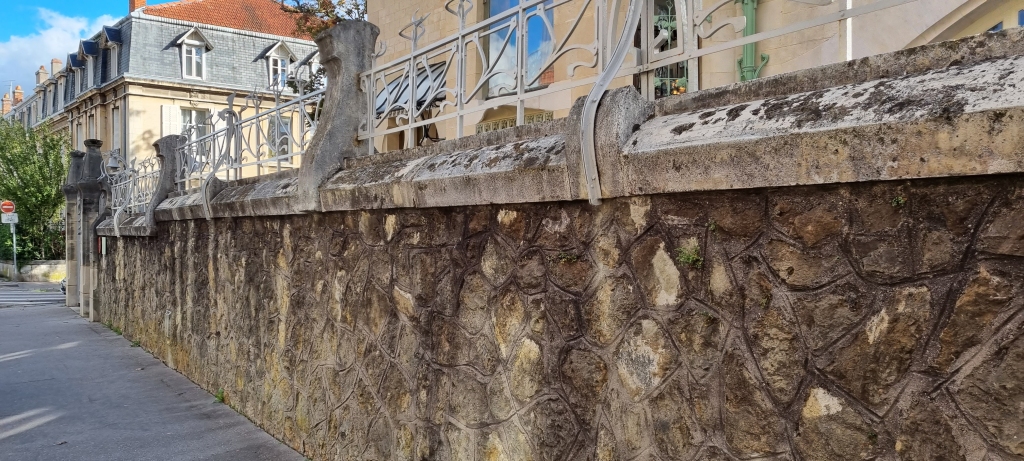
<box><xmin>364</xmin><ymin>0</ymin><xmax>1024</xmax><ymax>150</ymax></box>
<box><xmin>3</xmin><ymin>0</ymin><xmax>318</xmax><ymax>167</ymax></box>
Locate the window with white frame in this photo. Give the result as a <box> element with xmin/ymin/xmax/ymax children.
<box><xmin>269</xmin><ymin>54</ymin><xmax>290</xmax><ymax>88</ymax></box>
<box><xmin>183</xmin><ymin>45</ymin><xmax>205</xmax><ymax>79</ymax></box>
<box><xmin>109</xmin><ymin>45</ymin><xmax>119</xmax><ymax>78</ymax></box>
<box><xmin>181</xmin><ymin>108</ymin><xmax>210</xmax><ymax>139</ymax></box>
<box><xmin>86</xmin><ymin>57</ymin><xmax>94</xmax><ymax>88</ymax></box>
<box><xmin>177</xmin><ymin>27</ymin><xmax>211</xmax><ymax>80</ymax></box>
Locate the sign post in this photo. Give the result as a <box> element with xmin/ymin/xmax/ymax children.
<box><xmin>1</xmin><ymin>201</ymin><xmax>16</xmax><ymax>281</ymax></box>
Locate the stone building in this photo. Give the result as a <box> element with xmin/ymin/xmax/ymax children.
<box><xmin>6</xmin><ymin>0</ymin><xmax>319</xmax><ymax>312</ymax></box>
<box><xmin>365</xmin><ymin>0</ymin><xmax>1024</xmax><ymax>149</ymax></box>
<box><xmin>3</xmin><ymin>0</ymin><xmax>318</xmax><ymax>166</ymax></box>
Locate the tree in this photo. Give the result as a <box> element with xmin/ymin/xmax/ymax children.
<box><xmin>0</xmin><ymin>120</ymin><xmax>70</xmax><ymax>261</ymax></box>
<box><xmin>282</xmin><ymin>0</ymin><xmax>367</xmax><ymax>37</ymax></box>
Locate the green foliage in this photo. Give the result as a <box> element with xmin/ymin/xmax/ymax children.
<box><xmin>891</xmin><ymin>196</ymin><xmax>907</xmax><ymax>208</ymax></box>
<box><xmin>550</xmin><ymin>251</ymin><xmax>580</xmax><ymax>264</ymax></box>
<box><xmin>214</xmin><ymin>388</ymin><xmax>226</xmax><ymax>403</ymax></box>
<box><xmin>282</xmin><ymin>0</ymin><xmax>367</xmax><ymax>37</ymax></box>
<box><xmin>0</xmin><ymin>120</ymin><xmax>69</xmax><ymax>261</ymax></box>
<box><xmin>104</xmin><ymin>320</ymin><xmax>122</xmax><ymax>335</ymax></box>
<box><xmin>131</xmin><ymin>340</ymin><xmax>141</xmax><ymax>348</ymax></box>
<box><xmin>675</xmin><ymin>238</ymin><xmax>703</xmax><ymax>269</ymax></box>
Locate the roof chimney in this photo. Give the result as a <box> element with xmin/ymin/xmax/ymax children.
<box><xmin>51</xmin><ymin>58</ymin><xmax>63</xmax><ymax>76</ymax></box>
<box><xmin>36</xmin><ymin>66</ymin><xmax>49</xmax><ymax>85</ymax></box>
<box><xmin>13</xmin><ymin>86</ymin><xmax>23</xmax><ymax>105</ymax></box>
<box><xmin>2</xmin><ymin>94</ymin><xmax>10</xmax><ymax>115</ymax></box>
<box><xmin>129</xmin><ymin>0</ymin><xmax>146</xmax><ymax>12</ymax></box>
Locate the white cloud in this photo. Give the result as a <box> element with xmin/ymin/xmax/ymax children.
<box><xmin>0</xmin><ymin>8</ymin><xmax>117</xmax><ymax>98</ymax></box>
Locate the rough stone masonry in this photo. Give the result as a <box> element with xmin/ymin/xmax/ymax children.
<box><xmin>92</xmin><ymin>27</ymin><xmax>1024</xmax><ymax>461</ymax></box>
<box><xmin>100</xmin><ymin>175</ymin><xmax>1024</xmax><ymax>460</ymax></box>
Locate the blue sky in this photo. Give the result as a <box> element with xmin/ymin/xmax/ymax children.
<box><xmin>0</xmin><ymin>0</ymin><xmax>133</xmax><ymax>96</ymax></box>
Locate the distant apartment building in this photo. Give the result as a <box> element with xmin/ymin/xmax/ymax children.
<box><xmin>364</xmin><ymin>0</ymin><xmax>1023</xmax><ymax>150</ymax></box>
<box><xmin>3</xmin><ymin>0</ymin><xmax>318</xmax><ymax>165</ymax></box>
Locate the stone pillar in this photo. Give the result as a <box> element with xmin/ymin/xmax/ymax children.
<box><xmin>75</xmin><ymin>140</ymin><xmax>105</xmax><ymax>321</ymax></box>
<box><xmin>143</xmin><ymin>134</ymin><xmax>184</xmax><ymax>233</ymax></box>
<box><xmin>295</xmin><ymin>20</ymin><xmax>380</xmax><ymax>212</ymax></box>
<box><xmin>62</xmin><ymin>150</ymin><xmax>85</xmax><ymax>308</ymax></box>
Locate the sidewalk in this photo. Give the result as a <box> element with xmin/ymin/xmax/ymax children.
<box><xmin>0</xmin><ymin>303</ymin><xmax>305</xmax><ymax>461</ymax></box>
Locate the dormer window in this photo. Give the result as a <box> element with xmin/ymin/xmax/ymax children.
<box><xmin>103</xmin><ymin>26</ymin><xmax>122</xmax><ymax>80</ymax></box>
<box><xmin>87</xmin><ymin>57</ymin><xmax>95</xmax><ymax>88</ymax></box>
<box><xmin>79</xmin><ymin>40</ymin><xmax>99</xmax><ymax>90</ymax></box>
<box><xmin>269</xmin><ymin>55</ymin><xmax>290</xmax><ymax>87</ymax></box>
<box><xmin>184</xmin><ymin>45</ymin><xmax>204</xmax><ymax>79</ymax></box>
<box><xmin>264</xmin><ymin>41</ymin><xmax>297</xmax><ymax>89</ymax></box>
<box><xmin>109</xmin><ymin>45</ymin><xmax>119</xmax><ymax>78</ymax></box>
<box><xmin>176</xmin><ymin>27</ymin><xmax>213</xmax><ymax>80</ymax></box>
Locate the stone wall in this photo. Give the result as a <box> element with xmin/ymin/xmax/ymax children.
<box><xmin>98</xmin><ymin>174</ymin><xmax>1024</xmax><ymax>460</ymax></box>
<box><xmin>0</xmin><ymin>260</ymin><xmax>66</xmax><ymax>282</ymax></box>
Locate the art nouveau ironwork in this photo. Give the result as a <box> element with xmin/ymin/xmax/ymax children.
<box><xmin>359</xmin><ymin>0</ymin><xmax>917</xmax><ymax>203</ymax></box>
<box><xmin>105</xmin><ymin>149</ymin><xmax>160</xmax><ymax>236</ymax></box>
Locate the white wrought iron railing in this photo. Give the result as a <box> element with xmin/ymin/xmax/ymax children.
<box><xmin>175</xmin><ymin>87</ymin><xmax>326</xmax><ymax>192</ymax></box>
<box><xmin>106</xmin><ymin>149</ymin><xmax>161</xmax><ymax>235</ymax></box>
<box><xmin>360</xmin><ymin>0</ymin><xmax>918</xmax><ymax>202</ymax></box>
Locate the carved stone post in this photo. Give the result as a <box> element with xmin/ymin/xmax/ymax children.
<box><xmin>143</xmin><ymin>134</ymin><xmax>185</xmax><ymax>234</ymax></box>
<box><xmin>62</xmin><ymin>150</ymin><xmax>85</xmax><ymax>308</ymax></box>
<box><xmin>75</xmin><ymin>139</ymin><xmax>105</xmax><ymax>321</ymax></box>
<box><xmin>295</xmin><ymin>20</ymin><xmax>380</xmax><ymax>212</ymax></box>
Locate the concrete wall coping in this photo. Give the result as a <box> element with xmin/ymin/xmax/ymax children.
<box><xmin>95</xmin><ymin>28</ymin><xmax>1024</xmax><ymax>234</ymax></box>
<box><xmin>655</xmin><ymin>28</ymin><xmax>1024</xmax><ymax>116</ymax></box>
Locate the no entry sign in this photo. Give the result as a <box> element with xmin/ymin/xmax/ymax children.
<box><xmin>0</xmin><ymin>201</ymin><xmax>14</xmax><ymax>214</ymax></box>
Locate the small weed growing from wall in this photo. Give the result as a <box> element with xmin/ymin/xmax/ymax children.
<box><xmin>550</xmin><ymin>251</ymin><xmax>580</xmax><ymax>264</ymax></box>
<box><xmin>891</xmin><ymin>196</ymin><xmax>907</xmax><ymax>208</ymax></box>
<box><xmin>131</xmin><ymin>340</ymin><xmax>140</xmax><ymax>347</ymax></box>
<box><xmin>675</xmin><ymin>238</ymin><xmax>704</xmax><ymax>269</ymax></box>
<box><xmin>104</xmin><ymin>321</ymin><xmax>122</xmax><ymax>335</ymax></box>
<box><xmin>214</xmin><ymin>388</ymin><xmax>226</xmax><ymax>404</ymax></box>
<box><xmin>707</xmin><ymin>219</ymin><xmax>718</xmax><ymax>233</ymax></box>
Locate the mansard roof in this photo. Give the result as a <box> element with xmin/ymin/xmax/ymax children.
<box><xmin>79</xmin><ymin>40</ymin><xmax>100</xmax><ymax>57</ymax></box>
<box><xmin>174</xmin><ymin>26</ymin><xmax>215</xmax><ymax>50</ymax></box>
<box><xmin>142</xmin><ymin>0</ymin><xmax>311</xmax><ymax>39</ymax></box>
<box><xmin>103</xmin><ymin>26</ymin><xmax>123</xmax><ymax>44</ymax></box>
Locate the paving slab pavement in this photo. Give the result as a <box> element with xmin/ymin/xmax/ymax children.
<box><xmin>0</xmin><ymin>303</ymin><xmax>305</xmax><ymax>461</ymax></box>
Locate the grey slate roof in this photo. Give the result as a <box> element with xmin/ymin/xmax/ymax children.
<box><xmin>50</xmin><ymin>13</ymin><xmax>316</xmax><ymax>107</ymax></box>
<box><xmin>80</xmin><ymin>40</ymin><xmax>99</xmax><ymax>57</ymax></box>
<box><xmin>68</xmin><ymin>54</ymin><xmax>85</xmax><ymax>69</ymax></box>
<box><xmin>103</xmin><ymin>26</ymin><xmax>123</xmax><ymax>44</ymax></box>
<box><xmin>125</xmin><ymin>16</ymin><xmax>316</xmax><ymax>93</ymax></box>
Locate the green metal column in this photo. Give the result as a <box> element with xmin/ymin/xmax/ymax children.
<box><xmin>737</xmin><ymin>0</ymin><xmax>768</xmax><ymax>81</ymax></box>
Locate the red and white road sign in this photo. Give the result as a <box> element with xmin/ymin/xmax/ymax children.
<box><xmin>0</xmin><ymin>201</ymin><xmax>14</xmax><ymax>214</ymax></box>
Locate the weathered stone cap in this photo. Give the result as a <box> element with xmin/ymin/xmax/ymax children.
<box><xmin>620</xmin><ymin>50</ymin><xmax>1024</xmax><ymax>197</ymax></box>
<box><xmin>657</xmin><ymin>27</ymin><xmax>1024</xmax><ymax>116</ymax></box>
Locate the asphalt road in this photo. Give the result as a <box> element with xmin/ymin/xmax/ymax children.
<box><xmin>0</xmin><ymin>290</ymin><xmax>305</xmax><ymax>461</ymax></box>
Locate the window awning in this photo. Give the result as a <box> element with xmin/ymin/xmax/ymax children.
<box><xmin>374</xmin><ymin>62</ymin><xmax>447</xmax><ymax>118</ymax></box>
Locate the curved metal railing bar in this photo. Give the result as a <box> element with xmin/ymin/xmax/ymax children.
<box><xmin>106</xmin><ymin>149</ymin><xmax>160</xmax><ymax>237</ymax></box>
